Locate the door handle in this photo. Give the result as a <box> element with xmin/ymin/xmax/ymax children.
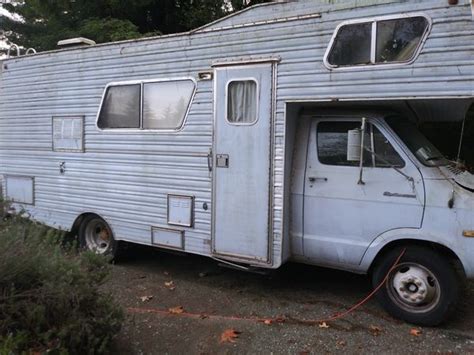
<box><xmin>308</xmin><ymin>176</ymin><xmax>328</xmax><ymax>183</ymax></box>
<box><xmin>207</xmin><ymin>149</ymin><xmax>213</xmax><ymax>172</ymax></box>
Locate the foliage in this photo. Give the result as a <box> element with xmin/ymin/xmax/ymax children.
<box><xmin>0</xmin><ymin>213</ymin><xmax>124</xmax><ymax>354</ymax></box>
<box><xmin>1</xmin><ymin>0</ymin><xmax>271</xmax><ymax>52</ymax></box>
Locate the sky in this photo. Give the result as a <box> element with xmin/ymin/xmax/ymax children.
<box><xmin>0</xmin><ymin>5</ymin><xmax>22</xmax><ymax>21</ymax></box>
<box><xmin>0</xmin><ymin>4</ymin><xmax>23</xmax><ymax>58</ymax></box>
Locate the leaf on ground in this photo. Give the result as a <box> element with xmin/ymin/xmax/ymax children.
<box><xmin>164</xmin><ymin>281</ymin><xmax>175</xmax><ymax>290</ymax></box>
<box><xmin>410</xmin><ymin>328</ymin><xmax>422</xmax><ymax>337</ymax></box>
<box><xmin>168</xmin><ymin>306</ymin><xmax>184</xmax><ymax>314</ymax></box>
<box><xmin>220</xmin><ymin>329</ymin><xmax>241</xmax><ymax>343</ymax></box>
<box><xmin>139</xmin><ymin>295</ymin><xmax>153</xmax><ymax>302</ymax></box>
<box><xmin>336</xmin><ymin>340</ymin><xmax>347</xmax><ymax>348</ymax></box>
<box><xmin>369</xmin><ymin>325</ymin><xmax>383</xmax><ymax>336</ymax></box>
<box><xmin>319</xmin><ymin>322</ymin><xmax>330</xmax><ymax>329</ymax></box>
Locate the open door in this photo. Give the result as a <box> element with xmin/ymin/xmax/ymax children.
<box><xmin>212</xmin><ymin>64</ymin><xmax>273</xmax><ymax>262</ymax></box>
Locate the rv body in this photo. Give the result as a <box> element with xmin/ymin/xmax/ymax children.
<box><xmin>1</xmin><ymin>0</ymin><xmax>474</xmax><ymax>324</ymax></box>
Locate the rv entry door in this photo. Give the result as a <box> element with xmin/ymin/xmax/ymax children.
<box><xmin>212</xmin><ymin>64</ymin><xmax>273</xmax><ymax>263</ymax></box>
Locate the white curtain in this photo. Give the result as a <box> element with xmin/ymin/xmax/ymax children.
<box><xmin>227</xmin><ymin>81</ymin><xmax>257</xmax><ymax>123</ymax></box>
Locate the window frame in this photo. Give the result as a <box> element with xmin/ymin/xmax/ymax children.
<box><xmin>323</xmin><ymin>13</ymin><xmax>432</xmax><ymax>70</ymax></box>
<box><xmin>315</xmin><ymin>118</ymin><xmax>406</xmax><ymax>169</ymax></box>
<box><xmin>96</xmin><ymin>77</ymin><xmax>197</xmax><ymax>132</ymax></box>
<box><xmin>225</xmin><ymin>78</ymin><xmax>260</xmax><ymax>126</ymax></box>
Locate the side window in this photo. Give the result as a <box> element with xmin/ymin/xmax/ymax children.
<box><xmin>376</xmin><ymin>17</ymin><xmax>429</xmax><ymax>63</ymax></box>
<box><xmin>317</xmin><ymin>121</ymin><xmax>372</xmax><ymax>167</ymax></box>
<box><xmin>327</xmin><ymin>23</ymin><xmax>372</xmax><ymax>66</ymax></box>
<box><xmin>317</xmin><ymin>121</ymin><xmax>405</xmax><ymax>168</ymax></box>
<box><xmin>372</xmin><ymin>126</ymin><xmax>405</xmax><ymax>168</ymax></box>
<box><xmin>143</xmin><ymin>80</ymin><xmax>195</xmax><ymax>129</ymax></box>
<box><xmin>326</xmin><ymin>16</ymin><xmax>429</xmax><ymax>67</ymax></box>
<box><xmin>97</xmin><ymin>79</ymin><xmax>195</xmax><ymax>130</ymax></box>
<box><xmin>227</xmin><ymin>80</ymin><xmax>258</xmax><ymax>124</ymax></box>
<box><xmin>98</xmin><ymin>85</ymin><xmax>140</xmax><ymax>129</ymax></box>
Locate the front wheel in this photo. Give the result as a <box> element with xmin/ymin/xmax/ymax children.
<box><xmin>78</xmin><ymin>215</ymin><xmax>118</xmax><ymax>258</ymax></box>
<box><xmin>372</xmin><ymin>246</ymin><xmax>461</xmax><ymax>326</ymax></box>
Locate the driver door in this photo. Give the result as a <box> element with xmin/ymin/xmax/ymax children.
<box><xmin>302</xmin><ymin>118</ymin><xmax>425</xmax><ymax>266</ymax></box>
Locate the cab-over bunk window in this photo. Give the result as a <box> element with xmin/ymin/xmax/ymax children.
<box><xmin>97</xmin><ymin>79</ymin><xmax>196</xmax><ymax>130</ymax></box>
<box><xmin>325</xmin><ymin>15</ymin><xmax>430</xmax><ymax>68</ymax></box>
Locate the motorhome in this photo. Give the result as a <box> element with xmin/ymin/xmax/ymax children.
<box><xmin>1</xmin><ymin>0</ymin><xmax>473</xmax><ymax>325</ymax></box>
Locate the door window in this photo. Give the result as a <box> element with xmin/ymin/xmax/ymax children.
<box><xmin>317</xmin><ymin>121</ymin><xmax>404</xmax><ymax>168</ymax></box>
<box><xmin>227</xmin><ymin>80</ymin><xmax>258</xmax><ymax>124</ymax></box>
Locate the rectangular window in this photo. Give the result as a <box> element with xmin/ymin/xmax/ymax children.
<box><xmin>325</xmin><ymin>15</ymin><xmax>429</xmax><ymax>68</ymax></box>
<box><xmin>97</xmin><ymin>79</ymin><xmax>195</xmax><ymax>130</ymax></box>
<box><xmin>317</xmin><ymin>121</ymin><xmax>372</xmax><ymax>167</ymax></box>
<box><xmin>317</xmin><ymin>121</ymin><xmax>404</xmax><ymax>168</ymax></box>
<box><xmin>98</xmin><ymin>85</ymin><xmax>140</xmax><ymax>129</ymax></box>
<box><xmin>376</xmin><ymin>17</ymin><xmax>429</xmax><ymax>63</ymax></box>
<box><xmin>227</xmin><ymin>80</ymin><xmax>258</xmax><ymax>124</ymax></box>
<box><xmin>143</xmin><ymin>81</ymin><xmax>195</xmax><ymax>129</ymax></box>
<box><xmin>327</xmin><ymin>23</ymin><xmax>372</xmax><ymax>66</ymax></box>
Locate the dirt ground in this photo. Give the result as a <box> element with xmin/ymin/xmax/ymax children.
<box><xmin>104</xmin><ymin>245</ymin><xmax>474</xmax><ymax>354</ymax></box>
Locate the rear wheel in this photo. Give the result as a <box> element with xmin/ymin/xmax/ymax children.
<box><xmin>372</xmin><ymin>246</ymin><xmax>460</xmax><ymax>326</ymax></box>
<box><xmin>78</xmin><ymin>215</ymin><xmax>117</xmax><ymax>258</ymax></box>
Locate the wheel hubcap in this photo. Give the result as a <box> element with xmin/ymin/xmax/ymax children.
<box><xmin>388</xmin><ymin>263</ymin><xmax>440</xmax><ymax>312</ymax></box>
<box><xmin>85</xmin><ymin>219</ymin><xmax>111</xmax><ymax>254</ymax></box>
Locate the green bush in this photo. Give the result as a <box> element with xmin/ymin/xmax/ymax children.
<box><xmin>0</xmin><ymin>214</ymin><xmax>124</xmax><ymax>354</ymax></box>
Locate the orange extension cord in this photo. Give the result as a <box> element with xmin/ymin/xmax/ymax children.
<box><xmin>127</xmin><ymin>249</ymin><xmax>407</xmax><ymax>325</ymax></box>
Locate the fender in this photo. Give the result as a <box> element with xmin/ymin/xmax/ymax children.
<box><xmin>359</xmin><ymin>228</ymin><xmax>471</xmax><ymax>276</ymax></box>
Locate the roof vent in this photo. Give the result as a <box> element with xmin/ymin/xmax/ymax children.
<box><xmin>57</xmin><ymin>37</ymin><xmax>96</xmax><ymax>48</ymax></box>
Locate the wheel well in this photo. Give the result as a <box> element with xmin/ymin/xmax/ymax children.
<box><xmin>369</xmin><ymin>239</ymin><xmax>466</xmax><ymax>279</ymax></box>
<box><xmin>70</xmin><ymin>213</ymin><xmax>100</xmax><ymax>236</ymax></box>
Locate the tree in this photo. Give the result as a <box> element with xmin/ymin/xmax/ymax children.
<box><xmin>0</xmin><ymin>0</ymin><xmax>271</xmax><ymax>52</ymax></box>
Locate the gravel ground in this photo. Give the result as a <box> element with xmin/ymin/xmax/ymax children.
<box><xmin>104</xmin><ymin>245</ymin><xmax>474</xmax><ymax>354</ymax></box>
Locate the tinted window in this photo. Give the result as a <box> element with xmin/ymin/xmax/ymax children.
<box><xmin>327</xmin><ymin>22</ymin><xmax>372</xmax><ymax>66</ymax></box>
<box><xmin>227</xmin><ymin>80</ymin><xmax>258</xmax><ymax>124</ymax></box>
<box><xmin>143</xmin><ymin>80</ymin><xmax>195</xmax><ymax>129</ymax></box>
<box><xmin>376</xmin><ymin>17</ymin><xmax>428</xmax><ymax>63</ymax></box>
<box><xmin>98</xmin><ymin>85</ymin><xmax>140</xmax><ymax>129</ymax></box>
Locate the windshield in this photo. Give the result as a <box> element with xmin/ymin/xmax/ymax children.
<box><xmin>385</xmin><ymin>116</ymin><xmax>449</xmax><ymax>167</ymax></box>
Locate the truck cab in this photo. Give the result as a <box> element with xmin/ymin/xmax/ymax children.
<box><xmin>291</xmin><ymin>110</ymin><xmax>474</xmax><ymax>325</ymax></box>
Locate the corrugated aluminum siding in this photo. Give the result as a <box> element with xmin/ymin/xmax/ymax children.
<box><xmin>0</xmin><ymin>0</ymin><xmax>473</xmax><ymax>267</ymax></box>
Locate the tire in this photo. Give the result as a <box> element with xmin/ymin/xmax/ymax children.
<box><xmin>372</xmin><ymin>246</ymin><xmax>460</xmax><ymax>326</ymax></box>
<box><xmin>78</xmin><ymin>215</ymin><xmax>118</xmax><ymax>258</ymax></box>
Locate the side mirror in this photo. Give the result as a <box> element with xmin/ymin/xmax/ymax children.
<box><xmin>347</xmin><ymin>129</ymin><xmax>362</xmax><ymax>162</ymax></box>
